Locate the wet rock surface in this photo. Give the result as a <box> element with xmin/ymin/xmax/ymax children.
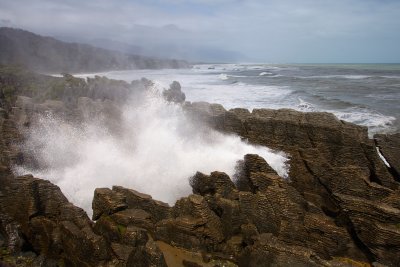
<box><xmin>0</xmin><ymin>69</ymin><xmax>399</xmax><ymax>266</ymax></box>
<box><xmin>183</xmin><ymin>102</ymin><xmax>400</xmax><ymax>266</ymax></box>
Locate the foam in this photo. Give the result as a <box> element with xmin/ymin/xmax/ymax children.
<box><xmin>297</xmin><ymin>97</ymin><xmax>315</xmax><ymax>112</ymax></box>
<box><xmin>328</xmin><ymin>108</ymin><xmax>396</xmax><ymax>137</ymax></box>
<box><xmin>259</xmin><ymin>72</ymin><xmax>272</xmax><ymax>76</ymax></box>
<box><xmin>219</xmin><ymin>73</ymin><xmax>229</xmax><ymax>80</ymax></box>
<box><xmin>297</xmin><ymin>75</ymin><xmax>372</xmax><ymax>79</ymax></box>
<box><xmin>184</xmin><ymin>82</ymin><xmax>293</xmax><ymax>110</ymax></box>
<box><xmin>376</xmin><ymin>147</ymin><xmax>391</xmax><ymax>167</ymax></box>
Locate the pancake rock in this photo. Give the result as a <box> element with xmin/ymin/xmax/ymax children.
<box><xmin>1</xmin><ymin>69</ymin><xmax>399</xmax><ymax>266</ymax></box>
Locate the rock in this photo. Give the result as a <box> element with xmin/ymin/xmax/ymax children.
<box><xmin>182</xmin><ymin>260</ymin><xmax>204</xmax><ymax>267</ymax></box>
<box><xmin>190</xmin><ymin>171</ymin><xmax>237</xmax><ymax>199</ymax></box>
<box><xmin>334</xmin><ymin>193</ymin><xmax>400</xmax><ymax>265</ymax></box>
<box><xmin>0</xmin><ymin>175</ymin><xmax>112</xmax><ymax>266</ymax></box>
<box><xmin>77</xmin><ymin>97</ymin><xmax>121</xmax><ymax>121</ymax></box>
<box><xmin>184</xmin><ymin>103</ymin><xmax>400</xmax><ymax>265</ymax></box>
<box><xmin>2</xmin><ymin>69</ymin><xmax>400</xmax><ymax>266</ymax></box>
<box><xmin>92</xmin><ymin>188</ymin><xmax>128</xmax><ymax>220</ymax></box>
<box><xmin>233</xmin><ymin>154</ymin><xmax>280</xmax><ymax>192</ymax></box>
<box><xmin>15</xmin><ymin>96</ymin><xmax>34</xmax><ymax>111</ymax></box>
<box><xmin>112</xmin><ymin>186</ymin><xmax>171</xmax><ymax>223</ymax></box>
<box><xmin>0</xmin><ymin>107</ymin><xmax>7</xmax><ymax>119</ymax></box>
<box><xmin>93</xmin><ymin>211</ymin><xmax>150</xmax><ymax>247</ymax></box>
<box><xmin>162</xmin><ymin>81</ymin><xmax>186</xmax><ymax>103</ymax></box>
<box><xmin>93</xmin><ymin>214</ymin><xmax>124</xmax><ymax>243</ymax></box>
<box><xmin>111</xmin><ymin>242</ymin><xmax>134</xmax><ymax>262</ymax></box>
<box><xmin>122</xmin><ymin>226</ymin><xmax>149</xmax><ymax>247</ymax></box>
<box><xmin>155</xmin><ymin>154</ymin><xmax>369</xmax><ymax>264</ymax></box>
<box><xmin>156</xmin><ymin>194</ymin><xmax>224</xmax><ymax>251</ymax></box>
<box><xmin>36</xmin><ymin>99</ymin><xmax>66</xmax><ymax>114</ymax></box>
<box><xmin>59</xmin><ymin>220</ymin><xmax>110</xmax><ymax>265</ymax></box>
<box><xmin>126</xmin><ymin>239</ymin><xmax>168</xmax><ymax>267</ymax></box>
<box><xmin>111</xmin><ymin>208</ymin><xmax>154</xmax><ymax>230</ymax></box>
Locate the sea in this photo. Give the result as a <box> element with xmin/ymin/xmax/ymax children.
<box><xmin>77</xmin><ymin>63</ymin><xmax>400</xmax><ymax>137</ymax></box>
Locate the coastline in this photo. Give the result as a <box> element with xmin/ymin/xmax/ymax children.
<box><xmin>76</xmin><ymin>63</ymin><xmax>400</xmax><ymax>137</ymax></box>
<box><xmin>0</xmin><ymin>68</ymin><xmax>399</xmax><ymax>266</ymax></box>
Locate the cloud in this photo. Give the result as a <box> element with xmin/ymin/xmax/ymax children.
<box><xmin>0</xmin><ymin>0</ymin><xmax>399</xmax><ymax>62</ymax></box>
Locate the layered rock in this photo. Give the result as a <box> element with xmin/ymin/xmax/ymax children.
<box><xmin>1</xmin><ymin>69</ymin><xmax>400</xmax><ymax>266</ymax></box>
<box><xmin>91</xmin><ymin>186</ymin><xmax>171</xmax><ymax>266</ymax></box>
<box><xmin>163</xmin><ymin>81</ymin><xmax>186</xmax><ymax>103</ymax></box>
<box><xmin>0</xmin><ymin>174</ymin><xmax>112</xmax><ymax>266</ymax></box>
<box><xmin>0</xmin><ymin>175</ymin><xmax>170</xmax><ymax>266</ymax></box>
<box><xmin>88</xmin><ymin>155</ymin><xmax>381</xmax><ymax>266</ymax></box>
<box><xmin>183</xmin><ymin>102</ymin><xmax>400</xmax><ymax>266</ymax></box>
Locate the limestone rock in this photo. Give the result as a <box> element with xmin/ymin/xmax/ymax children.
<box><xmin>112</xmin><ymin>186</ymin><xmax>171</xmax><ymax>223</ymax></box>
<box><xmin>2</xmin><ymin>69</ymin><xmax>400</xmax><ymax>266</ymax></box>
<box><xmin>155</xmin><ymin>194</ymin><xmax>224</xmax><ymax>251</ymax></box>
<box><xmin>92</xmin><ymin>188</ymin><xmax>128</xmax><ymax>221</ymax></box>
<box><xmin>184</xmin><ymin>102</ymin><xmax>400</xmax><ymax>265</ymax></box>
<box><xmin>190</xmin><ymin>171</ymin><xmax>237</xmax><ymax>199</ymax></box>
<box><xmin>126</xmin><ymin>239</ymin><xmax>168</xmax><ymax>267</ymax></box>
<box><xmin>0</xmin><ymin>175</ymin><xmax>112</xmax><ymax>266</ymax></box>
<box><xmin>162</xmin><ymin>81</ymin><xmax>186</xmax><ymax>103</ymax></box>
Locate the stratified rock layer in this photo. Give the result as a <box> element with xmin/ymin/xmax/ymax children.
<box><xmin>181</xmin><ymin>102</ymin><xmax>400</xmax><ymax>266</ymax></box>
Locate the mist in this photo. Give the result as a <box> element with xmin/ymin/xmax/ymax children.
<box><xmin>14</xmin><ymin>84</ymin><xmax>288</xmax><ymax>216</ymax></box>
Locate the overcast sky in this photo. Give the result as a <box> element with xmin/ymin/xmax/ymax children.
<box><xmin>1</xmin><ymin>0</ymin><xmax>399</xmax><ymax>63</ymax></box>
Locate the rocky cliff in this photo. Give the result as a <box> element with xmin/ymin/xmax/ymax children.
<box><xmin>0</xmin><ymin>68</ymin><xmax>399</xmax><ymax>266</ymax></box>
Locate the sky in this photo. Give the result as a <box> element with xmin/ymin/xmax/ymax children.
<box><xmin>1</xmin><ymin>0</ymin><xmax>399</xmax><ymax>63</ymax></box>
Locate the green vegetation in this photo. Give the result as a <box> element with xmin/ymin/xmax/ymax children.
<box><xmin>0</xmin><ymin>65</ymin><xmax>69</xmax><ymax>105</ymax></box>
<box><xmin>117</xmin><ymin>224</ymin><xmax>127</xmax><ymax>236</ymax></box>
<box><xmin>0</xmin><ymin>65</ymin><xmax>138</xmax><ymax>110</ymax></box>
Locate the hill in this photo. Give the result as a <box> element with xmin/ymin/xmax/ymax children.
<box><xmin>0</xmin><ymin>27</ymin><xmax>189</xmax><ymax>73</ymax></box>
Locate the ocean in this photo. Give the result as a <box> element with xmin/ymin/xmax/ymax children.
<box><xmin>77</xmin><ymin>63</ymin><xmax>400</xmax><ymax>137</ymax></box>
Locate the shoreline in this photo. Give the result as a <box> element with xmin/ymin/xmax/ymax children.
<box><xmin>0</xmin><ymin>68</ymin><xmax>399</xmax><ymax>266</ymax></box>
<box><xmin>75</xmin><ymin>64</ymin><xmax>400</xmax><ymax>137</ymax></box>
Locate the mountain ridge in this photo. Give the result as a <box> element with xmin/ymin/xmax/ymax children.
<box><xmin>0</xmin><ymin>27</ymin><xmax>190</xmax><ymax>73</ymax></box>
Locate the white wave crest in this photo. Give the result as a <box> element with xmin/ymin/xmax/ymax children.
<box><xmin>297</xmin><ymin>97</ymin><xmax>315</xmax><ymax>112</ymax></box>
<box><xmin>259</xmin><ymin>72</ymin><xmax>271</xmax><ymax>76</ymax></box>
<box><xmin>219</xmin><ymin>73</ymin><xmax>229</xmax><ymax>80</ymax></box>
<box><xmin>330</xmin><ymin>108</ymin><xmax>396</xmax><ymax>137</ymax></box>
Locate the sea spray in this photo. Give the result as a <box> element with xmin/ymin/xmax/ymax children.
<box><xmin>88</xmin><ymin>64</ymin><xmax>399</xmax><ymax>136</ymax></box>
<box><xmin>14</xmin><ymin>86</ymin><xmax>289</xmax><ymax>216</ymax></box>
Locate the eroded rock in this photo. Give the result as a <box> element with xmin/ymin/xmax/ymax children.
<box><xmin>163</xmin><ymin>81</ymin><xmax>186</xmax><ymax>103</ymax></box>
<box><xmin>0</xmin><ymin>175</ymin><xmax>112</xmax><ymax>266</ymax></box>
